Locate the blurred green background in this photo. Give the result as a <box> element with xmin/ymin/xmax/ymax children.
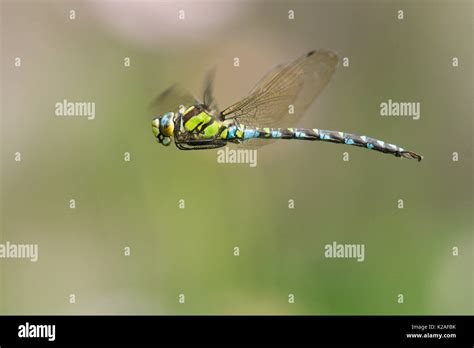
<box><xmin>1</xmin><ymin>0</ymin><xmax>472</xmax><ymax>314</ymax></box>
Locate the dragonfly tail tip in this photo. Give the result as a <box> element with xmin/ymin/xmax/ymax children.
<box><xmin>400</xmin><ymin>151</ymin><xmax>423</xmax><ymax>162</ymax></box>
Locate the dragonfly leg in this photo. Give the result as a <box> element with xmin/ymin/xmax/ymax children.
<box><xmin>175</xmin><ymin>138</ymin><xmax>227</xmax><ymax>150</ymax></box>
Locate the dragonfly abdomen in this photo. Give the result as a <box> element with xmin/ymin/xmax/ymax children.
<box><xmin>240</xmin><ymin>126</ymin><xmax>422</xmax><ymax>161</ymax></box>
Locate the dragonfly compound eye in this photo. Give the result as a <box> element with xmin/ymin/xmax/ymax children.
<box><xmin>152</xmin><ymin>117</ymin><xmax>160</xmax><ymax>138</ymax></box>
<box><xmin>160</xmin><ymin>112</ymin><xmax>175</xmax><ymax>137</ymax></box>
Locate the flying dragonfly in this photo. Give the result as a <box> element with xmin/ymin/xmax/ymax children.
<box><xmin>151</xmin><ymin>50</ymin><xmax>423</xmax><ymax>161</ymax></box>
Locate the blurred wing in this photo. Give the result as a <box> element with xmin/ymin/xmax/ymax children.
<box><xmin>220</xmin><ymin>49</ymin><xmax>339</xmax><ymax>147</ymax></box>
<box><xmin>149</xmin><ymin>84</ymin><xmax>199</xmax><ymax>117</ymax></box>
<box><xmin>202</xmin><ymin>67</ymin><xmax>220</xmax><ymax>116</ymax></box>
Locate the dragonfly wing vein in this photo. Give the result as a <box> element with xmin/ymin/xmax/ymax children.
<box><xmin>220</xmin><ymin>49</ymin><xmax>339</xmax><ymax>148</ymax></box>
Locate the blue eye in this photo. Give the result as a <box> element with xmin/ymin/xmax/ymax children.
<box><xmin>160</xmin><ymin>112</ymin><xmax>174</xmax><ymax>126</ymax></box>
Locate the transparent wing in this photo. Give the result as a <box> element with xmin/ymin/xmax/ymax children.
<box><xmin>149</xmin><ymin>84</ymin><xmax>199</xmax><ymax>117</ymax></box>
<box><xmin>220</xmin><ymin>49</ymin><xmax>339</xmax><ymax>147</ymax></box>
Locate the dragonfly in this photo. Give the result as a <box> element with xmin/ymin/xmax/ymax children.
<box><xmin>151</xmin><ymin>49</ymin><xmax>423</xmax><ymax>161</ymax></box>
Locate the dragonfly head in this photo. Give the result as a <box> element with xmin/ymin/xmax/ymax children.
<box><xmin>152</xmin><ymin>112</ymin><xmax>174</xmax><ymax>146</ymax></box>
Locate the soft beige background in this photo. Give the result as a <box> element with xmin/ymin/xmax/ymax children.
<box><xmin>1</xmin><ymin>0</ymin><xmax>472</xmax><ymax>314</ymax></box>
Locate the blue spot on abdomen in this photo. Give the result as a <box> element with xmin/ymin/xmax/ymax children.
<box><xmin>244</xmin><ymin>128</ymin><xmax>256</xmax><ymax>140</ymax></box>
<box><xmin>227</xmin><ymin>126</ymin><xmax>236</xmax><ymax>139</ymax></box>
<box><xmin>271</xmin><ymin>130</ymin><xmax>282</xmax><ymax>138</ymax></box>
<box><xmin>295</xmin><ymin>129</ymin><xmax>306</xmax><ymax>138</ymax></box>
<box><xmin>321</xmin><ymin>132</ymin><xmax>331</xmax><ymax>140</ymax></box>
<box><xmin>345</xmin><ymin>138</ymin><xmax>355</xmax><ymax>145</ymax></box>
